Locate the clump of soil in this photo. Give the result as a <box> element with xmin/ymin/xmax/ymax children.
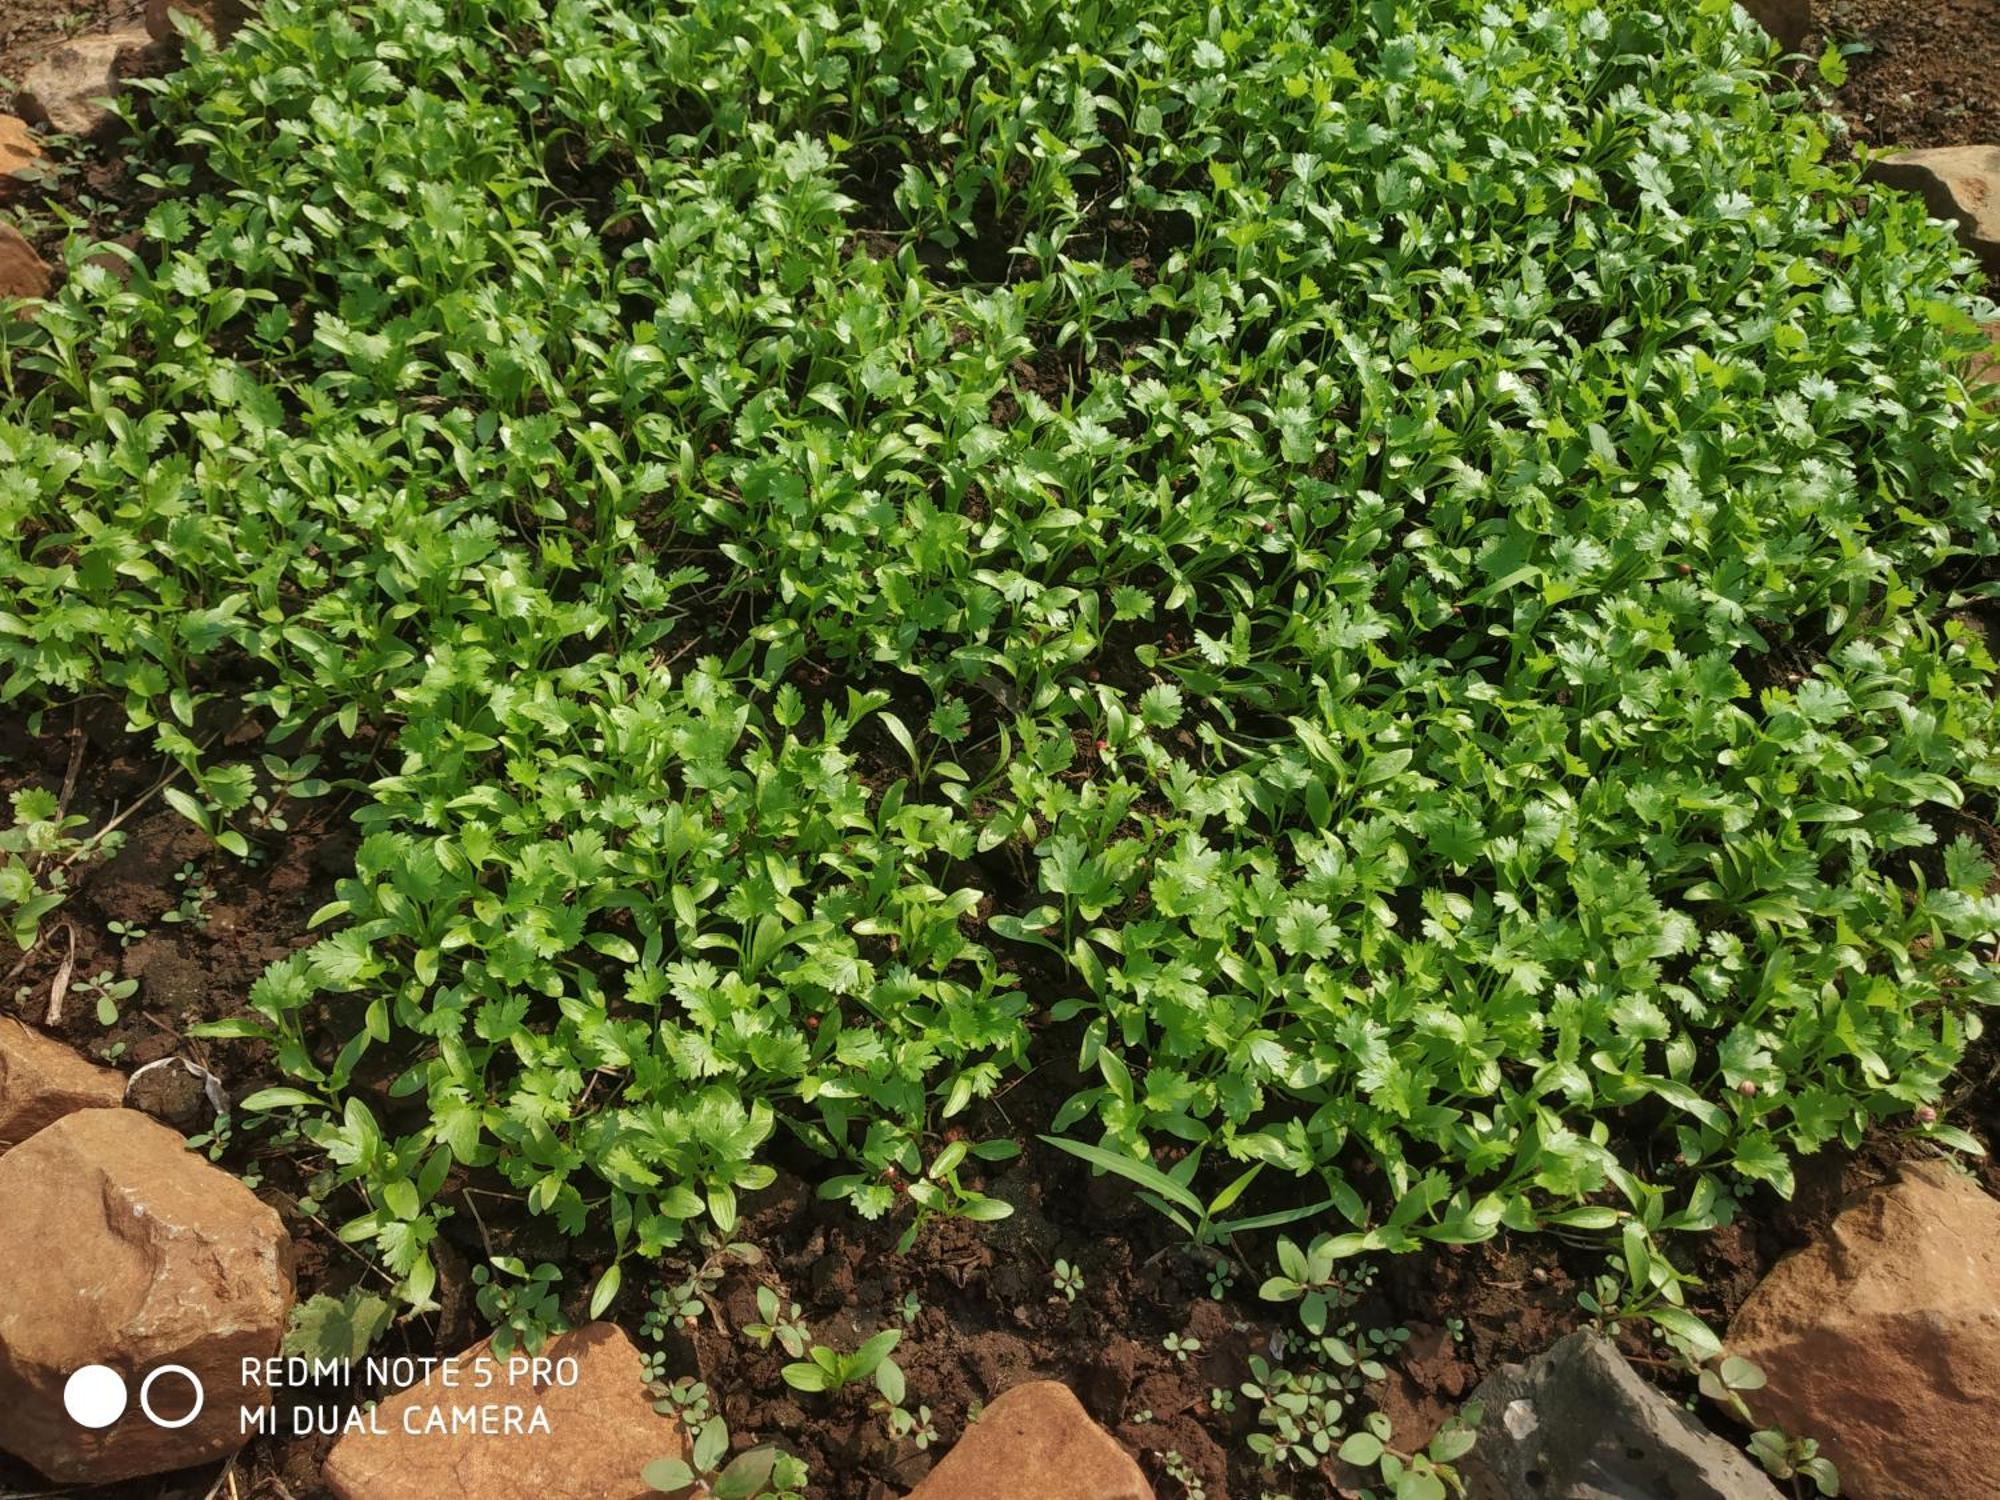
<box><xmin>1816</xmin><ymin>0</ymin><xmax>2000</xmax><ymax>150</ymax></box>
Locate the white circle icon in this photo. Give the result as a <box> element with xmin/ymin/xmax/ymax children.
<box><xmin>63</xmin><ymin>1366</ymin><xmax>129</xmax><ymax>1429</ymax></box>
<box><xmin>138</xmin><ymin>1366</ymin><xmax>204</xmax><ymax>1429</ymax></box>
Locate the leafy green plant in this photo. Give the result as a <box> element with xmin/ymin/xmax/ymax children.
<box><xmin>1052</xmin><ymin>1259</ymin><xmax>1084</xmax><ymax>1302</ymax></box>
<box><xmin>471</xmin><ymin>1259</ymin><xmax>568</xmax><ymax>1358</ymax></box>
<box><xmin>1260</xmin><ymin>1235</ymin><xmax>1380</xmax><ymax>1337</ymax></box>
<box><xmin>157</xmin><ymin>862</ymin><xmax>215</xmax><ymax>929</ymax></box>
<box><xmin>76</xmin><ymin>970</ymin><xmax>136</xmax><ymax>1027</ymax></box>
<box><xmin>781</xmin><ymin>1328</ymin><xmax>903</xmax><ymax>1399</ymax></box>
<box><xmin>1746</xmin><ymin>1428</ymin><xmax>1841</xmax><ymax>1497</ymax></box>
<box><xmin>0</xmin><ymin>787</ymin><xmax>97</xmax><ymax>950</ymax></box>
<box><xmin>1042</xmin><ymin>1136</ymin><xmax>1331</xmax><ymax>1249</ymax></box>
<box><xmin>820</xmin><ymin>1134</ymin><xmax>1023</xmax><ymax>1252</ymax></box>
<box><xmin>2</xmin><ymin>0</ymin><xmax>1995</xmax><ymax>1322</ymax></box>
<box><xmin>886</xmin><ymin>1402</ymin><xmax>939</xmax><ymax>1451</ymax></box>
<box><xmin>643</xmin><ymin>1391</ymin><xmax>808</xmax><ymax>1500</ymax></box>
<box><xmin>742</xmin><ymin>1286</ymin><xmax>809</xmax><ymax>1358</ymax></box>
<box><xmin>1700</xmin><ymin>1356</ymin><xmax>1840</xmax><ymax>1495</ymax></box>
<box><xmin>639</xmin><ymin>1236</ymin><xmax>763</xmax><ymax>1338</ymax></box>
<box><xmin>284</xmin><ymin>1288</ymin><xmax>397</xmax><ymax>1363</ymax></box>
<box><xmin>1160</xmin><ymin>1449</ymin><xmax>1207</xmax><ymax>1500</ymax></box>
<box><xmin>1337</xmin><ymin>1408</ymin><xmax>1479</xmax><ymax>1500</ymax></box>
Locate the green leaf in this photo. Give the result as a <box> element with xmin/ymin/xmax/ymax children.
<box><xmin>239</xmin><ymin>1087</ymin><xmax>320</xmax><ymax>1111</ymax></box>
<box><xmin>714</xmin><ymin>1449</ymin><xmax>783</xmax><ymax>1500</ymax></box>
<box><xmin>642</xmin><ymin>1458</ymin><xmax>696</xmax><ymax>1493</ymax></box>
<box><xmin>1040</xmin><ymin>1136</ymin><xmax>1203</xmax><ymax>1216</ymax></box>
<box><xmin>589</xmin><ymin>1263</ymin><xmax>621</xmax><ymax>1320</ymax></box>
<box><xmin>781</xmin><ymin>1362</ymin><xmax>831</xmax><ymax>1392</ymax></box>
<box><xmin>1339</xmin><ymin>1431</ymin><xmax>1384</xmax><ymax>1466</ymax></box>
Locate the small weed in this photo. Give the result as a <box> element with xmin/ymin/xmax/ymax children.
<box><xmin>471</xmin><ymin>1259</ymin><xmax>567</xmax><ymax>1358</ymax></box>
<box><xmin>1052</xmin><ymin>1259</ymin><xmax>1084</xmax><ymax>1302</ymax></box>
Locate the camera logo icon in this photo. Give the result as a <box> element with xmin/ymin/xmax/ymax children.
<box><xmin>63</xmin><ymin>1365</ymin><xmax>205</xmax><ymax>1430</ymax></box>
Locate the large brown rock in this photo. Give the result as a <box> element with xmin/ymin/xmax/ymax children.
<box><xmin>0</xmin><ymin>1108</ymin><xmax>293</xmax><ymax>1483</ymax></box>
<box><xmin>905</xmin><ymin>1381</ymin><xmax>1151</xmax><ymax>1500</ymax></box>
<box><xmin>145</xmin><ymin>0</ymin><xmax>255</xmax><ymax>46</ymax></box>
<box><xmin>0</xmin><ymin>1017</ymin><xmax>124</xmax><ymax>1150</ymax></box>
<box><xmin>15</xmin><ymin>30</ymin><xmax>150</xmax><ymax>140</ymax></box>
<box><xmin>0</xmin><ymin>225</ymin><xmax>50</xmax><ymax>303</ymax></box>
<box><xmin>1727</xmin><ymin>1159</ymin><xmax>2000</xmax><ymax>1500</ymax></box>
<box><xmin>1866</xmin><ymin>146</ymin><xmax>2000</xmax><ymax>280</ymax></box>
<box><xmin>323</xmin><ymin>1323</ymin><xmax>689</xmax><ymax>1500</ymax></box>
<box><xmin>0</xmin><ymin>115</ymin><xmax>44</xmax><ymax>201</ymax></box>
<box><xmin>1737</xmin><ymin>0</ymin><xmax>1809</xmax><ymax>52</ymax></box>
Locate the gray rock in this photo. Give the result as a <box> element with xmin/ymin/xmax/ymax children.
<box><xmin>1456</xmin><ymin>1331</ymin><xmax>1780</xmax><ymax>1500</ymax></box>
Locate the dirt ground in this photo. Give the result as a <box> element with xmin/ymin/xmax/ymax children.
<box><xmin>1813</xmin><ymin>0</ymin><xmax>2000</xmax><ymax>150</ymax></box>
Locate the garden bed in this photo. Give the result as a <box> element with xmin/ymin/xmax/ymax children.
<box><xmin>8</xmin><ymin>683</ymin><xmax>1980</xmax><ymax>1499</ymax></box>
<box><xmin>4</xmin><ymin>0</ymin><xmax>2000</xmax><ymax>1496</ymax></box>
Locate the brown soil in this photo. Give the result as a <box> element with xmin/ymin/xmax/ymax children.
<box><xmin>1815</xmin><ymin>0</ymin><xmax>2000</xmax><ymax>150</ymax></box>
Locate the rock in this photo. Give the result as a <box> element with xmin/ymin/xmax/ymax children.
<box><xmin>1727</xmin><ymin>1159</ymin><xmax>2000</xmax><ymax>1500</ymax></box>
<box><xmin>1455</xmin><ymin>1331</ymin><xmax>1781</xmax><ymax>1500</ymax></box>
<box><xmin>0</xmin><ymin>1108</ymin><xmax>292</xmax><ymax>1483</ymax></box>
<box><xmin>15</xmin><ymin>30</ymin><xmax>149</xmax><ymax>141</ymax></box>
<box><xmin>146</xmin><ymin>0</ymin><xmax>255</xmax><ymax>46</ymax></box>
<box><xmin>1866</xmin><ymin>146</ymin><xmax>2000</xmax><ymax>280</ymax></box>
<box><xmin>0</xmin><ymin>1017</ymin><xmax>124</xmax><ymax>1151</ymax></box>
<box><xmin>0</xmin><ymin>115</ymin><xmax>44</xmax><ymax>200</ymax></box>
<box><xmin>905</xmin><ymin>1381</ymin><xmax>1152</xmax><ymax>1500</ymax></box>
<box><xmin>323</xmin><ymin>1323</ymin><xmax>689</xmax><ymax>1500</ymax></box>
<box><xmin>0</xmin><ymin>224</ymin><xmax>50</xmax><ymax>302</ymax></box>
<box><xmin>1737</xmin><ymin>0</ymin><xmax>1809</xmax><ymax>52</ymax></box>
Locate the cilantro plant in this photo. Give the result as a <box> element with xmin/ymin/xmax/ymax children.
<box><xmin>0</xmin><ymin>786</ymin><xmax>108</xmax><ymax>951</ymax></box>
<box><xmin>0</xmin><ymin>0</ymin><xmax>1995</xmax><ymax>1313</ymax></box>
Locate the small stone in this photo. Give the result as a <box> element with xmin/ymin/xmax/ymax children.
<box><xmin>1736</xmin><ymin>0</ymin><xmax>1809</xmax><ymax>52</ymax></box>
<box><xmin>0</xmin><ymin>1109</ymin><xmax>292</xmax><ymax>1483</ymax></box>
<box><xmin>0</xmin><ymin>115</ymin><xmax>44</xmax><ymax>200</ymax></box>
<box><xmin>322</xmin><ymin>1323</ymin><xmax>690</xmax><ymax>1500</ymax></box>
<box><xmin>1866</xmin><ymin>146</ymin><xmax>2000</xmax><ymax>281</ymax></box>
<box><xmin>145</xmin><ymin>0</ymin><xmax>254</xmax><ymax>46</ymax></box>
<box><xmin>16</xmin><ymin>30</ymin><xmax>150</xmax><ymax>141</ymax></box>
<box><xmin>1727</xmin><ymin>1159</ymin><xmax>2000</xmax><ymax>1500</ymax></box>
<box><xmin>905</xmin><ymin>1381</ymin><xmax>1152</xmax><ymax>1500</ymax></box>
<box><xmin>0</xmin><ymin>224</ymin><xmax>50</xmax><ymax>302</ymax></box>
<box><xmin>0</xmin><ymin>1017</ymin><xmax>124</xmax><ymax>1151</ymax></box>
<box><xmin>1455</xmin><ymin>1331</ymin><xmax>1780</xmax><ymax>1500</ymax></box>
